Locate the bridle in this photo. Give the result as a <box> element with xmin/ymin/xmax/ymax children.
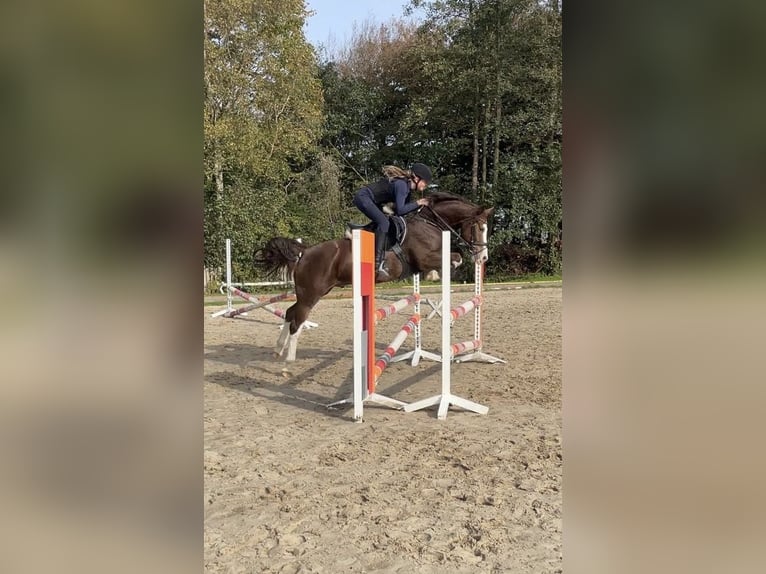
<box><xmin>417</xmin><ymin>204</ymin><xmax>488</xmax><ymax>252</ymax></box>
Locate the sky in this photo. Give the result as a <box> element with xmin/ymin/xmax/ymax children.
<box><xmin>303</xmin><ymin>0</ymin><xmax>418</xmax><ymax>48</ymax></box>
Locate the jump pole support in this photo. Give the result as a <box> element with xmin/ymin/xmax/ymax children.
<box><xmin>210</xmin><ymin>238</ymin><xmax>235</xmax><ymax>318</ymax></box>
<box><xmin>390</xmin><ymin>272</ymin><xmax>442</xmax><ymax>366</ymax></box>
<box><xmin>210</xmin><ymin>238</ymin><xmax>312</xmax><ymax>327</ymax></box>
<box><xmin>327</xmin><ymin>230</ymin><xmax>407</xmax><ymax>421</ymax></box>
<box><xmin>224</xmin><ymin>286</ymin><xmax>318</xmax><ymax>329</ymax></box>
<box><xmin>404</xmin><ymin>231</ymin><xmax>489</xmax><ymax>419</ymax></box>
<box><xmin>452</xmin><ymin>259</ymin><xmax>505</xmax><ymax>364</ymax></box>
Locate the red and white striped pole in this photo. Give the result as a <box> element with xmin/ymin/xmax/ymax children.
<box><xmin>373</xmin><ymin>315</ymin><xmax>420</xmax><ymax>382</ymax></box>
<box><xmin>374</xmin><ymin>294</ymin><xmax>420</xmax><ymax>322</ymax></box>
<box><xmin>450</xmin><ymin>295</ymin><xmax>483</xmax><ymax>321</ymax></box>
<box><xmin>227</xmin><ymin>287</ymin><xmax>292</xmax><ymax>310</ymax></box>
<box><xmin>450</xmin><ymin>339</ymin><xmax>482</xmax><ymax>357</ymax></box>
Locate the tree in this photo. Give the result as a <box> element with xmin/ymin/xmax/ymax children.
<box><xmin>202</xmin><ymin>0</ymin><xmax>562</xmax><ymax>281</ymax></box>
<box><xmin>318</xmin><ymin>18</ymin><xmax>428</xmax><ymax>189</ymax></box>
<box><xmin>204</xmin><ymin>0</ymin><xmax>322</xmax><ymax>278</ymax></box>
<box><xmin>408</xmin><ymin>0</ymin><xmax>562</xmax><ymax>273</ymax></box>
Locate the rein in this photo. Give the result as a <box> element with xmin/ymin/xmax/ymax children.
<box><xmin>417</xmin><ymin>204</ymin><xmax>488</xmax><ymax>251</ymax></box>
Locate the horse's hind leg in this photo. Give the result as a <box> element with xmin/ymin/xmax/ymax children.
<box><xmin>274</xmin><ymin>300</ymin><xmax>316</xmax><ymax>361</ymax></box>
<box><xmin>274</xmin><ymin>303</ymin><xmax>297</xmax><ymax>358</ymax></box>
<box><xmin>284</xmin><ymin>302</ymin><xmax>315</xmax><ymax>362</ymax></box>
<box><xmin>275</xmin><ymin>320</ymin><xmax>291</xmax><ymax>357</ymax></box>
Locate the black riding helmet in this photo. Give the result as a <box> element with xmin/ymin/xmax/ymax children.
<box><xmin>410</xmin><ymin>162</ymin><xmax>433</xmax><ymax>185</ymax></box>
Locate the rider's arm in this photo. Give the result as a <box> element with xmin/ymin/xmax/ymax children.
<box><xmin>393</xmin><ymin>179</ymin><xmax>421</xmax><ymax>215</ymax></box>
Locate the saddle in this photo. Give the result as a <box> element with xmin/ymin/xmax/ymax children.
<box><xmin>345</xmin><ymin>216</ymin><xmax>412</xmax><ymax>278</ymax></box>
<box><xmin>346</xmin><ymin>215</ymin><xmax>407</xmax><ymax>251</ymax></box>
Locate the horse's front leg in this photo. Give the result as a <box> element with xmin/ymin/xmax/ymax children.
<box><xmin>415</xmin><ymin>249</ymin><xmax>462</xmax><ymax>276</ymax></box>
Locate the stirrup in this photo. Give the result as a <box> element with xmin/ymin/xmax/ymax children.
<box><xmin>376</xmin><ymin>260</ymin><xmax>390</xmax><ymax>278</ymax></box>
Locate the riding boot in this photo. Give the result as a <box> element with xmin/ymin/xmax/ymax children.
<box><xmin>374</xmin><ymin>229</ymin><xmax>389</xmax><ymax>278</ymax></box>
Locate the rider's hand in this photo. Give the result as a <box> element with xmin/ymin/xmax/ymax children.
<box><xmin>416</xmin><ymin>197</ymin><xmax>430</xmax><ymax>207</ymax></box>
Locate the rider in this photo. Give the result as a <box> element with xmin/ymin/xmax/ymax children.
<box><xmin>352</xmin><ymin>163</ymin><xmax>433</xmax><ymax>277</ymax></box>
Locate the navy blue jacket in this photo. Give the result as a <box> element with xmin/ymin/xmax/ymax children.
<box><xmin>363</xmin><ymin>178</ymin><xmax>420</xmax><ymax>216</ymax></box>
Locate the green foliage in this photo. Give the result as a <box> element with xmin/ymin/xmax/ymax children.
<box><xmin>203</xmin><ymin>0</ymin><xmax>562</xmax><ymax>282</ymax></box>
<box><xmin>204</xmin><ymin>0</ymin><xmax>322</xmax><ymax>279</ymax></box>
<box><xmin>283</xmin><ymin>152</ymin><xmax>351</xmax><ymax>243</ymax></box>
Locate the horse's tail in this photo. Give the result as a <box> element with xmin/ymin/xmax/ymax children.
<box><xmin>253</xmin><ymin>237</ymin><xmax>308</xmax><ymax>279</ymax></box>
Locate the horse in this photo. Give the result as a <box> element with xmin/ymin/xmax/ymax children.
<box><xmin>254</xmin><ymin>191</ymin><xmax>495</xmax><ymax>361</ymax></box>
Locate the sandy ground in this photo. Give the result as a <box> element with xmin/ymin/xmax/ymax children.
<box><xmin>204</xmin><ymin>284</ymin><xmax>561</xmax><ymax>573</ymax></box>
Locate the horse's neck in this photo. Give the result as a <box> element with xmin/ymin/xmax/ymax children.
<box><xmin>431</xmin><ymin>204</ymin><xmax>469</xmax><ymax>227</ymax></box>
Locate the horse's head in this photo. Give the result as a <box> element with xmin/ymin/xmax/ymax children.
<box><xmin>425</xmin><ymin>192</ymin><xmax>495</xmax><ymax>263</ymax></box>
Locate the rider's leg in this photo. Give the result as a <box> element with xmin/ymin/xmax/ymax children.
<box><xmin>353</xmin><ymin>191</ymin><xmax>390</xmax><ymax>275</ymax></box>
<box><xmin>373</xmin><ymin>226</ymin><xmax>389</xmax><ymax>277</ymax></box>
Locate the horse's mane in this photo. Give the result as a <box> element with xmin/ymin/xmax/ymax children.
<box><xmin>423</xmin><ymin>191</ymin><xmax>489</xmax><ymax>223</ymax></box>
<box><xmin>426</xmin><ymin>191</ymin><xmax>474</xmax><ymax>205</ymax></box>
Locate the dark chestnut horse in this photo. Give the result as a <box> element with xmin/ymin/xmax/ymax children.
<box><xmin>255</xmin><ymin>192</ymin><xmax>494</xmax><ymax>361</ymax></box>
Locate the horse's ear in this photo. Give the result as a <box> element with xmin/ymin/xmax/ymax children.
<box><xmin>481</xmin><ymin>207</ymin><xmax>496</xmax><ymax>235</ymax></box>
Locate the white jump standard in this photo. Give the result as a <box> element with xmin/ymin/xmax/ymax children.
<box><xmin>327</xmin><ymin>230</ymin><xmax>409</xmax><ymax>421</ymax></box>
<box><xmin>211</xmin><ymin>238</ymin><xmax>318</xmax><ymax>329</ymax></box>
<box><xmin>404</xmin><ymin>231</ymin><xmax>494</xmax><ymax>419</ymax></box>
<box><xmin>388</xmin><ymin>272</ymin><xmax>442</xmax><ymax>366</ymax></box>
<box><xmin>331</xmin><ymin>229</ymin><xmax>503</xmax><ymax>421</ymax></box>
<box><xmin>451</xmin><ymin>258</ymin><xmax>505</xmax><ymax>365</ymax></box>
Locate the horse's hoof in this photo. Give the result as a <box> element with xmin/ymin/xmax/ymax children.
<box><xmin>281</xmin><ymin>368</ymin><xmax>292</xmax><ymax>378</ymax></box>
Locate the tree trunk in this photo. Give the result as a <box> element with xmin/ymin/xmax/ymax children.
<box><xmin>471</xmin><ymin>94</ymin><xmax>479</xmax><ymax>200</ymax></box>
<box><xmin>469</xmin><ymin>0</ymin><xmax>479</xmax><ymax>201</ymax></box>
<box><xmin>214</xmin><ymin>153</ymin><xmax>225</xmax><ymax>230</ymax></box>
<box><xmin>492</xmin><ymin>0</ymin><xmax>502</xmax><ymax>200</ymax></box>
<box><xmin>493</xmin><ymin>96</ymin><xmax>501</xmax><ymax>195</ymax></box>
<box><xmin>481</xmin><ymin>102</ymin><xmax>489</xmax><ymax>204</ymax></box>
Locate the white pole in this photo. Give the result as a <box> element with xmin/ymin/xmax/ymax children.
<box><xmin>475</xmin><ymin>260</ymin><xmax>482</xmax><ymax>343</ymax></box>
<box><xmin>352</xmin><ymin>230</ymin><xmax>364</xmax><ymax>421</ymax></box>
<box><xmin>439</xmin><ymin>232</ymin><xmax>452</xmax><ymax>419</ymax></box>
<box><xmin>404</xmin><ymin>231</ymin><xmax>488</xmax><ymax>419</ymax></box>
<box><xmin>452</xmin><ymin>256</ymin><xmax>506</xmax><ymax>364</ymax></box>
<box><xmin>390</xmin><ymin>272</ymin><xmax>442</xmax><ymax>366</ymax></box>
<box><xmin>328</xmin><ymin>230</ymin><xmax>406</xmax><ymax>418</ymax></box>
<box><xmin>225</xmin><ymin>238</ymin><xmax>232</xmax><ymax>314</ymax></box>
<box><xmin>413</xmin><ymin>272</ymin><xmax>422</xmax><ymax>354</ymax></box>
<box><xmin>212</xmin><ymin>238</ymin><xmax>235</xmax><ymax>316</ymax></box>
